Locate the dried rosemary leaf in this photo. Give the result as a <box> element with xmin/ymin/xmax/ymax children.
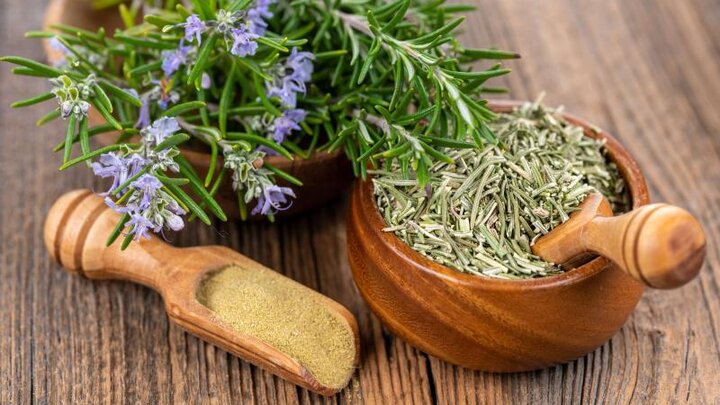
<box><xmin>373</xmin><ymin>101</ymin><xmax>629</xmax><ymax>280</ymax></box>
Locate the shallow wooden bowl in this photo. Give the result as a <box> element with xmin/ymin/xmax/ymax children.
<box><xmin>43</xmin><ymin>0</ymin><xmax>354</xmax><ymax>219</ymax></box>
<box><xmin>347</xmin><ymin>101</ymin><xmax>650</xmax><ymax>372</ymax></box>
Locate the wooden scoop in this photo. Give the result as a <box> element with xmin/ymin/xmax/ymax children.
<box><xmin>43</xmin><ymin>189</ymin><xmax>359</xmax><ymax>396</ymax></box>
<box><xmin>533</xmin><ymin>193</ymin><xmax>706</xmax><ymax>289</ymax></box>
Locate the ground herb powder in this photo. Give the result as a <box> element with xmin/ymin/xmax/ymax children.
<box><xmin>373</xmin><ymin>101</ymin><xmax>629</xmax><ymax>279</ymax></box>
<box><xmin>197</xmin><ymin>266</ymin><xmax>355</xmax><ymax>388</ymax></box>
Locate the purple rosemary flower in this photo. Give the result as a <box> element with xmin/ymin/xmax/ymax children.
<box><xmin>183</xmin><ymin>14</ymin><xmax>207</xmax><ymax>44</ymax></box>
<box><xmin>49</xmin><ymin>37</ymin><xmax>70</xmax><ymax>66</ymax></box>
<box><xmin>247</xmin><ymin>0</ymin><xmax>276</xmax><ymax>35</ymax></box>
<box><xmin>230</xmin><ymin>25</ymin><xmax>258</xmax><ymax>57</ymax></box>
<box><xmin>266</xmin><ymin>79</ymin><xmax>304</xmax><ymax>109</ymax></box>
<box><xmin>144</xmin><ymin>117</ymin><xmax>181</xmax><ymax>146</ymax></box>
<box><xmin>131</xmin><ymin>174</ymin><xmax>163</xmax><ymax>208</ymax></box>
<box><xmin>252</xmin><ymin>184</ymin><xmax>296</xmax><ymax>216</ymax></box>
<box><xmin>286</xmin><ymin>47</ymin><xmax>315</xmax><ymax>83</ymax></box>
<box><xmin>92</xmin><ymin>152</ymin><xmax>147</xmax><ymax>194</ymax></box>
<box><xmin>131</xmin><ymin>89</ymin><xmax>151</xmax><ymax>129</ymax></box>
<box><xmin>271</xmin><ymin>109</ymin><xmax>306</xmax><ymax>143</ymax></box>
<box><xmin>126</xmin><ymin>211</ymin><xmax>155</xmax><ymax>240</ymax></box>
<box><xmin>161</xmin><ymin>198</ymin><xmax>186</xmax><ymax>232</ymax></box>
<box><xmin>161</xmin><ymin>42</ymin><xmax>193</xmax><ymax>77</ymax></box>
<box><xmin>266</xmin><ymin>48</ymin><xmax>315</xmax><ymax>108</ymax></box>
<box><xmin>201</xmin><ymin>72</ymin><xmax>212</xmax><ymax>89</ymax></box>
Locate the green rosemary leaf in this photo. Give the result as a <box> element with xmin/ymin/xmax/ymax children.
<box><xmin>460</xmin><ymin>48</ymin><xmax>521</xmax><ymax>60</ymax></box>
<box><xmin>128</xmin><ymin>60</ymin><xmax>162</xmax><ymax>77</ymax></box>
<box><xmin>12</xmin><ymin>67</ymin><xmax>54</xmax><ymax>78</ymax></box>
<box><xmin>119</xmin><ymin>4</ymin><xmax>135</xmax><ymax>28</ymax></box>
<box><xmin>440</xmin><ymin>5</ymin><xmax>477</xmax><ymax>13</ymax></box>
<box><xmin>106</xmin><ymin>213</ymin><xmax>130</xmax><ymax>247</ymax></box>
<box><xmin>162</xmin><ymin>180</ymin><xmax>212</xmax><ymax>225</ymax></box>
<box><xmin>11</xmin><ymin>92</ymin><xmax>54</xmax><ymax>108</ymax></box>
<box><xmin>92</xmin><ymin>99</ymin><xmax>122</xmax><ymax>130</ymax></box>
<box><xmin>187</xmin><ymin>34</ymin><xmax>218</xmax><ymax>86</ymax></box>
<box><xmin>375</xmin><ymin>142</ymin><xmax>410</xmax><ymax>159</ymax></box>
<box><xmin>480</xmin><ymin>86</ymin><xmax>511</xmax><ymax>94</ymax></box>
<box><xmin>252</xmin><ymin>72</ymin><xmax>282</xmax><ymax>116</ymax></box>
<box><xmin>154</xmin><ymin>133</ymin><xmax>190</xmax><ymax>151</ymax></box>
<box><xmin>229</xmin><ymin>0</ymin><xmax>254</xmax><ymax>12</ymax></box>
<box><xmin>198</xmin><ymin>90</ymin><xmax>211</xmax><ymax>126</ymax></box>
<box><xmin>381</xmin><ymin>0</ymin><xmax>410</xmax><ymax>33</ymax></box>
<box><xmin>63</xmin><ymin>115</ymin><xmax>78</xmax><ymax>164</ymax></box>
<box><xmin>419</xmin><ymin>136</ymin><xmax>476</xmax><ymax>149</ymax></box>
<box><xmin>356</xmin><ymin>137</ymin><xmax>386</xmax><ymax>162</ymax></box>
<box><xmin>236</xmin><ymin>56</ymin><xmax>272</xmax><ymax>82</ymax></box>
<box><xmin>257</xmin><ymin>36</ymin><xmax>289</xmax><ymax>52</ymax></box>
<box><xmin>155</xmin><ymin>175</ymin><xmax>190</xmax><ymax>186</ymax></box>
<box><xmin>219</xmin><ymin>61</ymin><xmax>237</xmax><ymax>137</ymax></box>
<box><xmin>93</xmin><ymin>85</ymin><xmax>114</xmax><ymax>113</ymax></box>
<box><xmin>312</xmin><ymin>15</ymin><xmax>333</xmax><ymax>47</ymax></box>
<box><xmin>205</xmin><ymin>140</ymin><xmax>218</xmax><ymax>187</ymax></box>
<box><xmin>24</xmin><ymin>31</ymin><xmax>57</xmax><ymax>39</ymax></box>
<box><xmin>52</xmin><ymin>122</ymin><xmax>135</xmax><ymax>152</ymax></box>
<box><xmin>281</xmin><ymin>140</ymin><xmax>308</xmax><ymax>158</ymax></box>
<box><xmin>99</xmin><ymin>80</ymin><xmax>142</xmax><ymax>107</ymax></box>
<box><xmin>160</xmin><ymin>101</ymin><xmax>207</xmax><ymax>117</ymax></box>
<box><xmin>264</xmin><ymin>163</ymin><xmax>303</xmax><ymax>186</ymax></box>
<box><xmin>79</xmin><ymin>117</ymin><xmax>90</xmax><ymax>157</ymax></box>
<box><xmin>189</xmin><ymin>168</ymin><xmax>225</xmax><ymax>222</ymax></box>
<box><xmin>419</xmin><ymin>140</ymin><xmax>453</xmax><ymax>164</ymax></box>
<box><xmin>410</xmin><ymin>17</ymin><xmax>465</xmax><ymax>45</ymax></box>
<box><xmin>144</xmin><ymin>15</ymin><xmax>178</xmax><ymax>29</ymax></box>
<box><xmin>181</xmin><ymin>167</ymin><xmax>227</xmax><ymax>222</ymax></box>
<box><xmin>440</xmin><ymin>67</ymin><xmax>511</xmax><ymax>82</ymax></box>
<box><xmin>59</xmin><ymin>143</ymin><xmax>126</xmax><ymax>170</ymax></box>
<box><xmin>189</xmin><ymin>0</ymin><xmax>215</xmax><ymax>19</ymax></box>
<box><xmin>114</xmin><ymin>34</ymin><xmax>176</xmax><ymax>50</ymax></box>
<box><xmin>226</xmin><ymin>133</ymin><xmax>293</xmax><ymax>160</ymax></box>
<box><xmin>0</xmin><ymin>56</ymin><xmax>63</xmax><ymax>77</ymax></box>
<box><xmin>48</xmin><ymin>24</ymin><xmax>105</xmax><ymax>43</ymax></box>
<box><xmin>175</xmin><ymin>4</ymin><xmax>192</xmax><ymax>18</ymax></box>
<box><xmin>36</xmin><ymin>109</ymin><xmax>61</xmax><ymax>127</ymax></box>
<box><xmin>394</xmin><ymin>105</ymin><xmax>437</xmax><ymax>126</ymax></box>
<box><xmin>120</xmin><ymin>231</ymin><xmax>134</xmax><ymax>251</ymax></box>
<box><xmin>175</xmin><ymin>155</ymin><xmax>203</xmax><ymax>184</ymax></box>
<box><xmin>237</xmin><ymin>188</ymin><xmax>248</xmax><ymax>221</ymax></box>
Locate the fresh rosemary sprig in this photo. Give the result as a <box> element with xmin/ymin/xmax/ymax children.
<box><xmin>2</xmin><ymin>0</ymin><xmax>516</xmax><ymax>246</ymax></box>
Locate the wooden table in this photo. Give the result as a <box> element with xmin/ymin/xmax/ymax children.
<box><xmin>2</xmin><ymin>1</ymin><xmax>719</xmax><ymax>403</ymax></box>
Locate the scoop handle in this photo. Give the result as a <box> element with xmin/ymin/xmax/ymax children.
<box><xmin>534</xmin><ymin>193</ymin><xmax>706</xmax><ymax>289</ymax></box>
<box><xmin>584</xmin><ymin>203</ymin><xmax>706</xmax><ymax>288</ymax></box>
<box><xmin>43</xmin><ymin>189</ymin><xmax>180</xmax><ymax>290</ymax></box>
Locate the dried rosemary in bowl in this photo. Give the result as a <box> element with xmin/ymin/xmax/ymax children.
<box><xmin>372</xmin><ymin>101</ymin><xmax>629</xmax><ymax>279</ymax></box>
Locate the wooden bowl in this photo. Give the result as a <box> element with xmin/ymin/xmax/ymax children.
<box><xmin>347</xmin><ymin>101</ymin><xmax>649</xmax><ymax>372</ymax></box>
<box><xmin>42</xmin><ymin>0</ymin><xmax>353</xmax><ymax>219</ymax></box>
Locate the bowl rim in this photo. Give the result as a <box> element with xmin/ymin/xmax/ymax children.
<box><xmin>355</xmin><ymin>99</ymin><xmax>649</xmax><ymax>292</ymax></box>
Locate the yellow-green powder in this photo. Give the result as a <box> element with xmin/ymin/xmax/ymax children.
<box><xmin>196</xmin><ymin>266</ymin><xmax>355</xmax><ymax>388</ymax></box>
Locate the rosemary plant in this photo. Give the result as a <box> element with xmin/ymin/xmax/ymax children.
<box><xmin>373</xmin><ymin>100</ymin><xmax>629</xmax><ymax>279</ymax></box>
<box><xmin>2</xmin><ymin>0</ymin><xmax>516</xmax><ymax>248</ymax></box>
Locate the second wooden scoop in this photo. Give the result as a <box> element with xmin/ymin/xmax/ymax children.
<box><xmin>43</xmin><ymin>189</ymin><xmax>359</xmax><ymax>396</ymax></box>
<box><xmin>533</xmin><ymin>193</ymin><xmax>706</xmax><ymax>289</ymax></box>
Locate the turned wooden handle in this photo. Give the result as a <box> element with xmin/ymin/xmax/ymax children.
<box><xmin>43</xmin><ymin>189</ymin><xmax>177</xmax><ymax>289</ymax></box>
<box><xmin>533</xmin><ymin>193</ymin><xmax>706</xmax><ymax>289</ymax></box>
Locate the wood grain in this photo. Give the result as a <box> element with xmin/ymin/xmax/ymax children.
<box><xmin>2</xmin><ymin>0</ymin><xmax>719</xmax><ymax>404</ymax></box>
